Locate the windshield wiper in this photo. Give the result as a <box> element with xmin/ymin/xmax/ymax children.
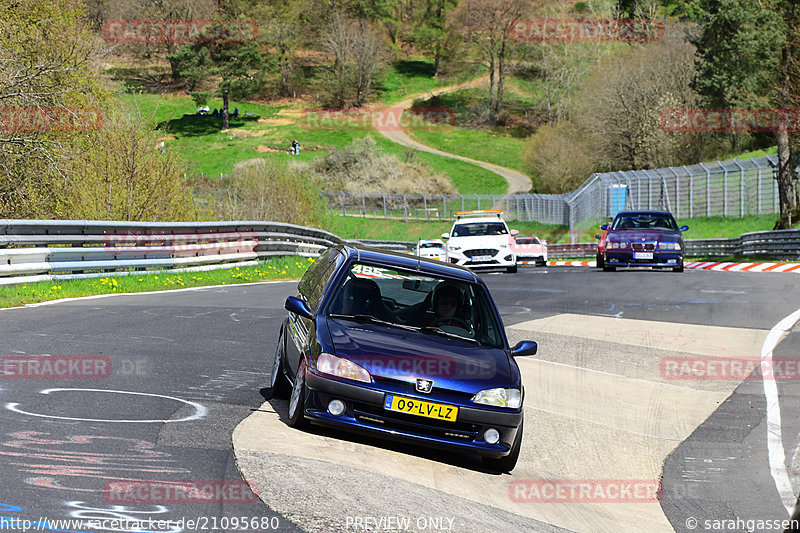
<box><xmin>328</xmin><ymin>314</ymin><xmax>417</xmax><ymax>331</ymax></box>
<box><xmin>417</xmin><ymin>326</ymin><xmax>479</xmax><ymax>344</ymax></box>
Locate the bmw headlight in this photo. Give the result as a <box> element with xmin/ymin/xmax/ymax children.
<box><xmin>472</xmin><ymin>388</ymin><xmax>522</xmax><ymax>409</ymax></box>
<box><xmin>658</xmin><ymin>242</ymin><xmax>681</xmax><ymax>250</ymax></box>
<box><xmin>317</xmin><ymin>353</ymin><xmax>371</xmax><ymax>383</ymax></box>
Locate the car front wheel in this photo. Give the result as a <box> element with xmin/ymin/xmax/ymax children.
<box><xmin>482</xmin><ymin>421</ymin><xmax>523</xmax><ymax>473</ymax></box>
<box><xmin>287</xmin><ymin>358</ymin><xmax>309</xmax><ymax>428</ymax></box>
<box><xmin>596</xmin><ymin>252</ymin><xmax>604</xmax><ymax>268</ymax></box>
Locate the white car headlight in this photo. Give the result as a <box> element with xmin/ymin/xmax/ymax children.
<box><xmin>449</xmin><ymin>246</ymin><xmax>462</xmax><ymax>251</ymax></box>
<box><xmin>317</xmin><ymin>353</ymin><xmax>371</xmax><ymax>383</ymax></box>
<box><xmin>472</xmin><ymin>388</ymin><xmax>522</xmax><ymax>409</ymax></box>
<box><xmin>658</xmin><ymin>242</ymin><xmax>681</xmax><ymax>250</ymax></box>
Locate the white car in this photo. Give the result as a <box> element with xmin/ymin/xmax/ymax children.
<box><xmin>415</xmin><ymin>239</ymin><xmax>446</xmax><ymax>261</ymax></box>
<box><xmin>441</xmin><ymin>210</ymin><xmax>518</xmax><ymax>273</ymax></box>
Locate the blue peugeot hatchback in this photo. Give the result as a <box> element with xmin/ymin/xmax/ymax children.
<box><xmin>271</xmin><ymin>244</ymin><xmax>538</xmax><ymax>472</ymax></box>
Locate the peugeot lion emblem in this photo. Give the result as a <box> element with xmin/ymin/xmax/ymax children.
<box><xmin>416</xmin><ymin>378</ymin><xmax>434</xmax><ymax>393</ymax></box>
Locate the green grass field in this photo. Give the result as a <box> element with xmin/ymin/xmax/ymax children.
<box><xmin>0</xmin><ymin>257</ymin><xmax>313</xmax><ymax>309</ymax></box>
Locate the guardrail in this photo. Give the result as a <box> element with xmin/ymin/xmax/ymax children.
<box><xmin>2</xmin><ymin>221</ymin><xmax>797</xmax><ymax>286</ymax></box>
<box><xmin>0</xmin><ymin>220</ymin><xmax>345</xmax><ymax>286</ymax></box>
<box><xmin>548</xmin><ymin>230</ymin><xmax>800</xmax><ymax>259</ymax></box>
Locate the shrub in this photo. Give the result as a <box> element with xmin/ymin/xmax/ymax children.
<box><xmin>312</xmin><ymin>135</ymin><xmax>456</xmax><ymax>195</ymax></box>
<box><xmin>200</xmin><ymin>158</ymin><xmax>328</xmax><ymax>228</ymax></box>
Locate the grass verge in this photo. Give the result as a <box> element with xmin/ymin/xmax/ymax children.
<box><xmin>0</xmin><ymin>257</ymin><xmax>313</xmax><ymax>309</ymax></box>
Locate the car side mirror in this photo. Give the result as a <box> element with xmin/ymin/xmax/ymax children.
<box><xmin>285</xmin><ymin>296</ymin><xmax>313</xmax><ymax>320</ymax></box>
<box><xmin>680</xmin><ymin>225</ymin><xmax>689</xmax><ymax>232</ymax></box>
<box><xmin>510</xmin><ymin>229</ymin><xmax>519</xmax><ymax>236</ymax></box>
<box><xmin>511</xmin><ymin>341</ymin><xmax>537</xmax><ymax>357</ymax></box>
<box><xmin>601</xmin><ymin>224</ymin><xmax>608</xmax><ymax>230</ymax></box>
<box><xmin>441</xmin><ymin>233</ymin><xmax>449</xmax><ymax>239</ymax></box>
<box><xmin>594</xmin><ymin>234</ymin><xmax>601</xmax><ymax>240</ymax></box>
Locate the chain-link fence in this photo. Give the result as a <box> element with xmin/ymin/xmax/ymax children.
<box><xmin>324</xmin><ymin>155</ymin><xmax>780</xmax><ymax>239</ymax></box>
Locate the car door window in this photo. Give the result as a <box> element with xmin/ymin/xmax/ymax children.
<box><xmin>298</xmin><ymin>248</ymin><xmax>341</xmax><ymax>311</ymax></box>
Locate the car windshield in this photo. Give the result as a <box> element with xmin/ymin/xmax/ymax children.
<box><xmin>326</xmin><ymin>263</ymin><xmax>504</xmax><ymax>348</ymax></box>
<box><xmin>612</xmin><ymin>214</ymin><xmax>678</xmax><ymax>231</ymax></box>
<box><xmin>419</xmin><ymin>242</ymin><xmax>441</xmax><ymax>249</ymax></box>
<box><xmin>452</xmin><ymin>222</ymin><xmax>508</xmax><ymax>237</ymax></box>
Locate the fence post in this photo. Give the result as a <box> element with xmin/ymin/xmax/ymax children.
<box><xmin>442</xmin><ymin>194</ymin><xmax>447</xmax><ymax>220</ymax></box>
<box><xmin>362</xmin><ymin>192</ymin><xmax>366</xmax><ymax>217</ymax></box>
<box><xmin>423</xmin><ymin>194</ymin><xmax>428</xmax><ymax>221</ymax></box>
<box><xmin>757</xmin><ymin>165</ymin><xmax>762</xmax><ymax>215</ymax></box>
<box><xmin>732</xmin><ymin>159</ymin><xmax>745</xmax><ymax>217</ymax></box>
<box><xmin>475</xmin><ymin>193</ymin><xmax>481</xmax><ymax>210</ymax></box>
<box><xmin>403</xmin><ymin>194</ymin><xmax>408</xmax><ymax>223</ymax></box>
<box><xmin>683</xmin><ymin>166</ymin><xmax>693</xmax><ymax>218</ymax></box>
<box><xmin>718</xmin><ymin>161</ymin><xmax>728</xmax><ymax>217</ymax></box>
<box><xmin>342</xmin><ymin>191</ymin><xmax>347</xmax><ymax>216</ymax></box>
<box><xmin>699</xmin><ymin>162</ymin><xmax>711</xmax><ymax>217</ymax></box>
<box><xmin>669</xmin><ymin>167</ymin><xmax>680</xmax><ymax>217</ymax></box>
<box><xmin>382</xmin><ymin>194</ymin><xmax>387</xmax><ymax>219</ymax></box>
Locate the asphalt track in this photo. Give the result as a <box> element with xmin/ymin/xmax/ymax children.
<box><xmin>1</xmin><ymin>267</ymin><xmax>799</xmax><ymax>532</ymax></box>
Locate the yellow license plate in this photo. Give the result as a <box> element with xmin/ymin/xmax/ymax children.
<box><xmin>384</xmin><ymin>395</ymin><xmax>458</xmax><ymax>421</ymax></box>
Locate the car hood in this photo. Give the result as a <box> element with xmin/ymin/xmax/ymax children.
<box><xmin>326</xmin><ymin>317</ymin><xmax>512</xmax><ymax>393</ymax></box>
<box><xmin>609</xmin><ymin>229</ymin><xmax>682</xmax><ymax>242</ymax></box>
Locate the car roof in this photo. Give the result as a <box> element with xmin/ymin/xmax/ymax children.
<box><xmin>615</xmin><ymin>210</ymin><xmax>674</xmax><ymax>216</ymax></box>
<box><xmin>453</xmin><ymin>217</ymin><xmax>508</xmax><ymax>225</ymax></box>
<box><xmin>339</xmin><ymin>244</ymin><xmax>480</xmax><ymax>283</ymax></box>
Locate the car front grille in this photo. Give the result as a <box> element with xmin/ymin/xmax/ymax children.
<box><xmin>631</xmin><ymin>243</ymin><xmax>656</xmax><ymax>251</ymax></box>
<box><xmin>465</xmin><ymin>248</ymin><xmax>498</xmax><ymax>258</ymax></box>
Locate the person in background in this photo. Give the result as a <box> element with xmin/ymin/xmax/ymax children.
<box><xmin>291</xmin><ymin>139</ymin><xmax>300</xmax><ymax>155</ymax></box>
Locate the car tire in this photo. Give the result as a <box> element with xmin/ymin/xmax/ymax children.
<box><xmin>287</xmin><ymin>358</ymin><xmax>309</xmax><ymax>428</ymax></box>
<box><xmin>483</xmin><ymin>420</ymin><xmax>523</xmax><ymax>473</ymax></box>
<box><xmin>673</xmin><ymin>262</ymin><xmax>684</xmax><ymax>273</ymax></box>
<box><xmin>507</xmin><ymin>264</ymin><xmax>518</xmax><ymax>273</ymax></box>
<box><xmin>602</xmin><ymin>264</ymin><xmax>615</xmax><ymax>272</ymax></box>
<box><xmin>270</xmin><ymin>325</ymin><xmax>291</xmax><ymax>399</ymax></box>
<box><xmin>596</xmin><ymin>252</ymin><xmax>604</xmax><ymax>269</ymax></box>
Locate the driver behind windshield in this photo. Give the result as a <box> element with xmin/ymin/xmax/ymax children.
<box><xmin>425</xmin><ymin>283</ymin><xmax>468</xmax><ymax>329</ymax></box>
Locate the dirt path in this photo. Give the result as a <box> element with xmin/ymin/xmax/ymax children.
<box><xmin>376</xmin><ymin>77</ymin><xmax>532</xmax><ymax>195</ymax></box>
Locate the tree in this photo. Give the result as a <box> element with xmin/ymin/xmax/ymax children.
<box><xmin>168</xmin><ymin>18</ymin><xmax>266</xmax><ymax>130</ymax></box>
<box><xmin>452</xmin><ymin>0</ymin><xmax>530</xmax><ymax>118</ymax></box>
<box><xmin>321</xmin><ymin>13</ymin><xmax>388</xmax><ymax>107</ymax></box>
<box><xmin>63</xmin><ymin>107</ymin><xmax>196</xmax><ymax>221</ymax></box>
<box><xmin>412</xmin><ymin>0</ymin><xmax>459</xmax><ymax>77</ymax></box>
<box><xmin>693</xmin><ymin>0</ymin><xmax>800</xmax><ymax>228</ymax></box>
<box><xmin>0</xmin><ymin>0</ymin><xmax>108</xmax><ymax>217</ymax></box>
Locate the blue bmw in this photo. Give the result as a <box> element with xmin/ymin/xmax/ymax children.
<box><xmin>271</xmin><ymin>244</ymin><xmax>538</xmax><ymax>472</ymax></box>
<box><xmin>601</xmin><ymin>210</ymin><xmax>689</xmax><ymax>272</ymax></box>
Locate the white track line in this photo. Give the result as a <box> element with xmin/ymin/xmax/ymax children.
<box><xmin>762</xmin><ymin>307</ymin><xmax>800</xmax><ymax>515</ymax></box>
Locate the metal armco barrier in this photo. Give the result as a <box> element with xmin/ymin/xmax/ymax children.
<box><xmin>0</xmin><ymin>220</ymin><xmax>346</xmax><ymax>285</ymax></box>
<box><xmin>549</xmin><ymin>230</ymin><xmax>800</xmax><ymax>259</ymax></box>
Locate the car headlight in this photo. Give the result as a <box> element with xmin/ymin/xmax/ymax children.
<box><xmin>608</xmin><ymin>241</ymin><xmax>628</xmax><ymax>249</ymax></box>
<box><xmin>472</xmin><ymin>388</ymin><xmax>522</xmax><ymax>409</ymax></box>
<box><xmin>317</xmin><ymin>353</ymin><xmax>371</xmax><ymax>383</ymax></box>
<box><xmin>658</xmin><ymin>242</ymin><xmax>681</xmax><ymax>250</ymax></box>
<box><xmin>449</xmin><ymin>246</ymin><xmax>462</xmax><ymax>251</ymax></box>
